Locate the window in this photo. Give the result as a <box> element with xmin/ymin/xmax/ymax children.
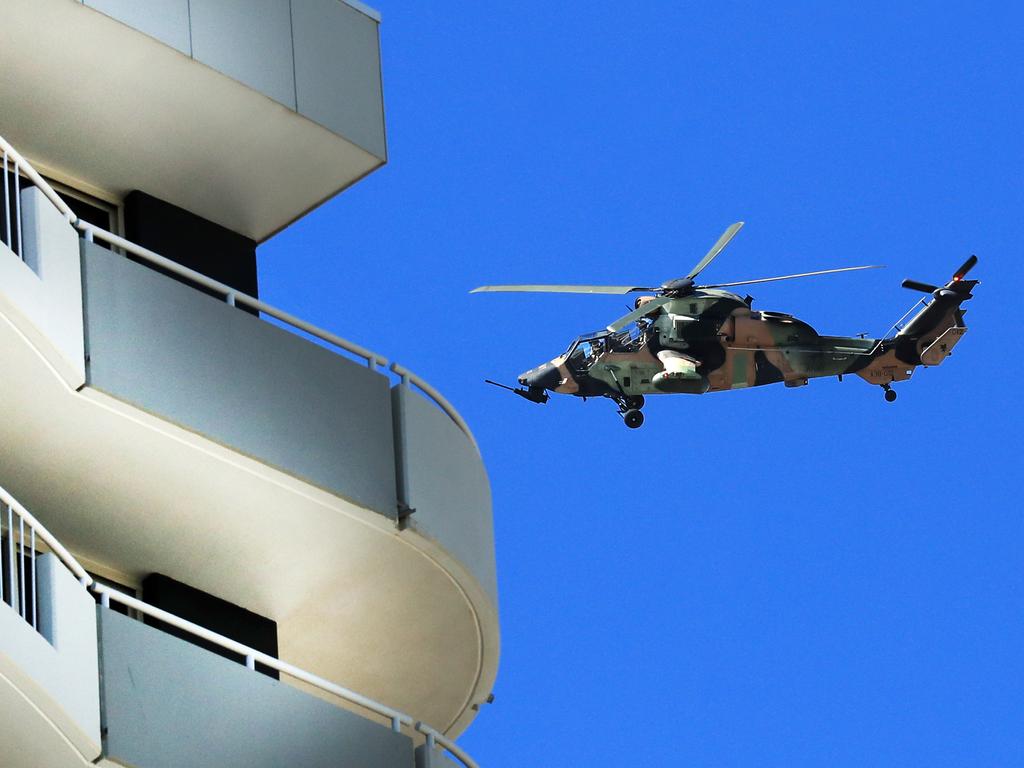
<box><xmin>47</xmin><ymin>178</ymin><xmax>119</xmax><ymax>234</ymax></box>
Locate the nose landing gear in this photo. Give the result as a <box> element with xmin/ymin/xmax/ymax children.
<box><xmin>882</xmin><ymin>384</ymin><xmax>897</xmax><ymax>402</ymax></box>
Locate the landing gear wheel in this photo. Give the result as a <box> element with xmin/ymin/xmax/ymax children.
<box><xmin>884</xmin><ymin>388</ymin><xmax>897</xmax><ymax>403</ymax></box>
<box><xmin>623</xmin><ymin>409</ymin><xmax>644</xmax><ymax>429</ymax></box>
<box><xmin>624</xmin><ymin>395</ymin><xmax>645</xmax><ymax>410</ymax></box>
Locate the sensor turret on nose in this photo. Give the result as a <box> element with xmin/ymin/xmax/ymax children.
<box><xmin>518</xmin><ymin>362</ymin><xmax>561</xmax><ymax>391</ymax></box>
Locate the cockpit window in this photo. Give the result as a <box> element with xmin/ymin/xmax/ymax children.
<box><xmin>564</xmin><ymin>328</ymin><xmax>645</xmax><ymax>372</ymax></box>
<box><xmin>563</xmin><ymin>331</ymin><xmax>607</xmax><ymax>356</ymax></box>
<box><xmin>610</xmin><ymin>327</ymin><xmax>644</xmax><ymax>350</ymax></box>
<box><xmin>567</xmin><ymin>339</ymin><xmax>600</xmax><ymax>372</ymax></box>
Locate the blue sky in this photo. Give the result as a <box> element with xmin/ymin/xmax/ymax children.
<box><xmin>260</xmin><ymin>2</ymin><xmax>1022</xmax><ymax>765</ymax></box>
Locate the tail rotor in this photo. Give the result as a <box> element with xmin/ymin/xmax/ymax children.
<box><xmin>952</xmin><ymin>254</ymin><xmax>979</xmax><ymax>282</ymax></box>
<box><xmin>902</xmin><ymin>255</ymin><xmax>978</xmax><ymax>297</ymax></box>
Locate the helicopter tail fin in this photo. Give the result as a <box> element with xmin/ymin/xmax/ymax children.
<box><xmin>855</xmin><ymin>259</ymin><xmax>977</xmax><ymax>388</ymax></box>
<box><xmin>892</xmin><ymin>256</ymin><xmax>977</xmax><ymax>366</ymax></box>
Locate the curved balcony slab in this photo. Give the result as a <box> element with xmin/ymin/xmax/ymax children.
<box><xmin>0</xmin><ymin>234</ymin><xmax>498</xmax><ymax>736</ymax></box>
<box><xmin>0</xmin><ymin>678</ymin><xmax>92</xmax><ymax>768</ymax></box>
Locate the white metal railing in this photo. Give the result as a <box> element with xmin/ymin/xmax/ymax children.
<box><xmin>1</xmin><ymin>495</ymin><xmax>39</xmax><ymax>629</ymax></box>
<box><xmin>0</xmin><ymin>138</ymin><xmax>77</xmax><ymax>266</ymax></box>
<box><xmin>0</xmin><ymin>483</ymin><xmax>93</xmax><ymax>621</ymax></box>
<box><xmin>75</xmin><ymin>219</ymin><xmax>478</xmax><ymax>452</ymax></box>
<box><xmin>91</xmin><ymin>583</ymin><xmax>415</xmax><ymax>731</ymax></box>
<box><xmin>92</xmin><ymin>584</ymin><xmax>478</xmax><ymax>767</ymax></box>
<box><xmin>0</xmin><ymin>482</ymin><xmax>478</xmax><ymax>768</ymax></box>
<box><xmin>0</xmin><ymin>133</ymin><xmax>477</xmax><ymax>452</ymax></box>
<box><xmin>2</xmin><ymin>148</ymin><xmax>25</xmax><ymax>259</ymax></box>
<box><xmin>390</xmin><ymin>362</ymin><xmax>476</xmax><ymax>448</ymax></box>
<box><xmin>76</xmin><ymin>221</ymin><xmax>389</xmax><ymax>369</ymax></box>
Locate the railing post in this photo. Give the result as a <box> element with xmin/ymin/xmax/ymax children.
<box><xmin>425</xmin><ymin>731</ymin><xmax>437</xmax><ymax>768</ymax></box>
<box><xmin>245</xmin><ymin>654</ymin><xmax>256</xmax><ymax>671</ymax></box>
<box><xmin>83</xmin><ymin>226</ymin><xmax>94</xmax><ymax>243</ymax></box>
<box><xmin>0</xmin><ymin>503</ymin><xmax>4</xmax><ymax>606</ymax></box>
<box><xmin>226</xmin><ymin>291</ymin><xmax>237</xmax><ymax>307</ymax></box>
<box><xmin>392</xmin><ymin>371</ymin><xmax>414</xmax><ymax>525</ymax></box>
<box><xmin>6</xmin><ymin>504</ymin><xmax>14</xmax><ymax>609</ymax></box>
<box><xmin>14</xmin><ymin>165</ymin><xmax>21</xmax><ymax>258</ymax></box>
<box><xmin>3</xmin><ymin>151</ymin><xmax>10</xmax><ymax>249</ymax></box>
<box><xmin>391</xmin><ymin>716</ymin><xmax>401</xmax><ymax>733</ymax></box>
<box><xmin>414</xmin><ymin>729</ymin><xmax>435</xmax><ymax>768</ymax></box>
<box><xmin>101</xmin><ymin>591</ymin><xmax>110</xmax><ymax>609</ymax></box>
<box><xmin>19</xmin><ymin>514</ymin><xmax>26</xmax><ymax>620</ymax></box>
<box><xmin>30</xmin><ymin>527</ymin><xmax>36</xmax><ymax>630</ymax></box>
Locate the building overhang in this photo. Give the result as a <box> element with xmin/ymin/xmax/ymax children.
<box><xmin>0</xmin><ymin>0</ymin><xmax>386</xmax><ymax>242</ymax></box>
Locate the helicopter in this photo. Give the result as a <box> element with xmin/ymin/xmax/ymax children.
<box><xmin>473</xmin><ymin>222</ymin><xmax>977</xmax><ymax>428</ymax></box>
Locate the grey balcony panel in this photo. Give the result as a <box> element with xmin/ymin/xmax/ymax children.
<box><xmin>416</xmin><ymin>745</ymin><xmax>462</xmax><ymax>768</ymax></box>
<box><xmin>83</xmin><ymin>0</ymin><xmax>192</xmax><ymax>55</ymax></box>
<box><xmin>99</xmin><ymin>609</ymin><xmax>413</xmax><ymax>768</ymax></box>
<box><xmin>81</xmin><ymin>241</ymin><xmax>398</xmax><ymax>517</ymax></box>
<box><xmin>293</xmin><ymin>0</ymin><xmax>387</xmax><ymax>159</ymax></box>
<box><xmin>394</xmin><ymin>386</ymin><xmax>497</xmax><ymax>604</ymax></box>
<box><xmin>190</xmin><ymin>0</ymin><xmax>297</xmax><ymax>109</ymax></box>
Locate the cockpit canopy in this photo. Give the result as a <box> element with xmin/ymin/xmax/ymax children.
<box><xmin>563</xmin><ymin>327</ymin><xmax>644</xmax><ymax>373</ymax></box>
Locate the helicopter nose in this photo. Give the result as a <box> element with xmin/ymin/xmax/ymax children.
<box><xmin>518</xmin><ymin>362</ymin><xmax>561</xmax><ymax>391</ymax></box>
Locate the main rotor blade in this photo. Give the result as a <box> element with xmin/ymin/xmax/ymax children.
<box><xmin>699</xmin><ymin>264</ymin><xmax>883</xmax><ymax>289</ymax></box>
<box><xmin>606</xmin><ymin>296</ymin><xmax>673</xmax><ymax>332</ymax></box>
<box><xmin>685</xmin><ymin>221</ymin><xmax>745</xmax><ymax>280</ymax></box>
<box><xmin>470</xmin><ymin>284</ymin><xmax>654</xmax><ymax>295</ymax></box>
<box><xmin>952</xmin><ymin>254</ymin><xmax>978</xmax><ymax>281</ymax></box>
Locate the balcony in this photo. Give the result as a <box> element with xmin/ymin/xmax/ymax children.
<box><xmin>0</xmin><ymin>137</ymin><xmax>497</xmax><ymax>741</ymax></box>
<box><xmin>0</xmin><ymin>488</ymin><xmax>477</xmax><ymax>767</ymax></box>
<box><xmin>0</xmin><ymin>0</ymin><xmax>386</xmax><ymax>241</ymax></box>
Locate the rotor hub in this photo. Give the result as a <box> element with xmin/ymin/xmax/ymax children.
<box><xmin>659</xmin><ymin>277</ymin><xmax>695</xmax><ymax>297</ymax></box>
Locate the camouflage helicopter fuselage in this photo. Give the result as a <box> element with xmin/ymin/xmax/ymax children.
<box><xmin>519</xmin><ymin>279</ymin><xmax>974</xmax><ymax>404</ymax></box>
<box><xmin>483</xmin><ymin>221</ymin><xmax>979</xmax><ymax>427</ymax></box>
